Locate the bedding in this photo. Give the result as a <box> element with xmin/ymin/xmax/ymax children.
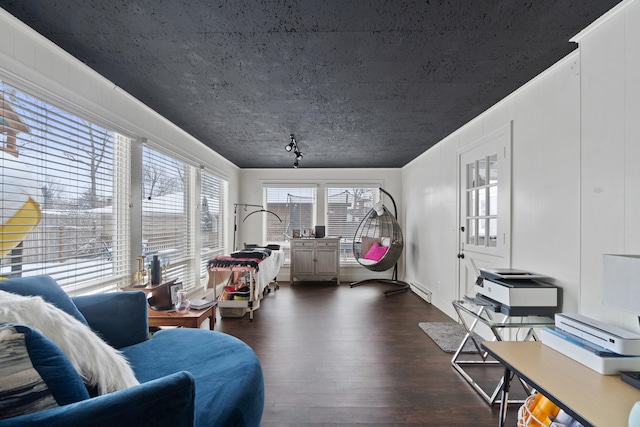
<box><xmin>229</xmin><ymin>248</ymin><xmax>271</xmax><ymax>259</ymax></box>
<box><xmin>208</xmin><ymin>256</ymin><xmax>261</xmax><ymax>271</ymax></box>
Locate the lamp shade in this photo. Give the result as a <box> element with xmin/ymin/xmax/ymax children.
<box><xmin>603</xmin><ymin>254</ymin><xmax>640</xmax><ymax>314</ymax></box>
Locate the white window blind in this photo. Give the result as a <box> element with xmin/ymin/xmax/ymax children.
<box><xmin>142</xmin><ymin>145</ymin><xmax>195</xmax><ymax>289</ymax></box>
<box><xmin>264</xmin><ymin>186</ymin><xmax>315</xmax><ymax>261</ymax></box>
<box><xmin>326</xmin><ymin>187</ymin><xmax>378</xmax><ymax>262</ymax></box>
<box><xmin>200</xmin><ymin>170</ymin><xmax>226</xmax><ymax>284</ymax></box>
<box><xmin>0</xmin><ymin>81</ymin><xmax>129</xmax><ymax>294</ymax></box>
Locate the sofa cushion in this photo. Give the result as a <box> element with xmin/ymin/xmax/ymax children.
<box><xmin>0</xmin><ymin>275</ymin><xmax>88</xmax><ymax>325</ymax></box>
<box><xmin>0</xmin><ymin>324</ymin><xmax>89</xmax><ymax>420</ymax></box>
<box><xmin>72</xmin><ymin>292</ymin><xmax>149</xmax><ymax>349</ymax></box>
<box><xmin>122</xmin><ymin>328</ymin><xmax>264</xmax><ymax>427</ymax></box>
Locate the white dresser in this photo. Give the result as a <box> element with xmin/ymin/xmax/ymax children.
<box><xmin>290</xmin><ymin>238</ymin><xmax>340</xmax><ymax>284</ymax></box>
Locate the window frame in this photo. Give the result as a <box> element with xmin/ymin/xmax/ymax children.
<box><xmin>325</xmin><ymin>186</ymin><xmax>380</xmax><ymax>263</ymax></box>
<box><xmin>199</xmin><ymin>168</ymin><xmax>227</xmax><ymax>287</ymax></box>
<box><xmin>263</xmin><ymin>185</ymin><xmax>317</xmax><ymax>262</ymax></box>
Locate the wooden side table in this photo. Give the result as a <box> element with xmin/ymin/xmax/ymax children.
<box><xmin>147</xmin><ymin>303</ymin><xmax>217</xmax><ymax>330</ymax></box>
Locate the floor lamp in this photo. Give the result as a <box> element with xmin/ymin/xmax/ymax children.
<box><xmin>232</xmin><ymin>203</ymin><xmax>282</xmax><ymax>251</ymax></box>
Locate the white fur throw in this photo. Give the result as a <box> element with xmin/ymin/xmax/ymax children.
<box><xmin>0</xmin><ymin>290</ymin><xmax>139</xmax><ymax>395</ymax></box>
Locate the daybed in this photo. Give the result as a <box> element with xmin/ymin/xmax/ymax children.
<box><xmin>0</xmin><ymin>275</ymin><xmax>264</xmax><ymax>427</ymax></box>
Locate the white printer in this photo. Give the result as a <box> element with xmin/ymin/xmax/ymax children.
<box><xmin>473</xmin><ymin>268</ymin><xmax>558</xmax><ymax>316</ymax></box>
<box><xmin>555</xmin><ymin>312</ymin><xmax>640</xmax><ymax>356</ymax></box>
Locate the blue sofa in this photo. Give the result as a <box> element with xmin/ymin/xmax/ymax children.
<box><xmin>0</xmin><ymin>276</ymin><xmax>264</xmax><ymax>427</ymax></box>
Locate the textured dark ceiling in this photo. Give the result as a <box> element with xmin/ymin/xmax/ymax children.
<box><xmin>0</xmin><ymin>1</ymin><xmax>622</xmax><ymax>168</ymax></box>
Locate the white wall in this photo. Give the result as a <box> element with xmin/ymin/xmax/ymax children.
<box><xmin>402</xmin><ymin>134</ymin><xmax>460</xmax><ymax>317</ymax></box>
<box><xmin>402</xmin><ymin>0</ymin><xmax>640</xmax><ymax>330</ymax></box>
<box><xmin>239</xmin><ymin>168</ymin><xmax>402</xmax><ymax>282</ymax></box>
<box><xmin>578</xmin><ymin>0</ymin><xmax>640</xmax><ymax>330</ymax></box>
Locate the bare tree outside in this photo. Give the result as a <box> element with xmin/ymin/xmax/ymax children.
<box><xmin>63</xmin><ymin>120</ymin><xmax>110</xmax><ymax>209</ymax></box>
<box><xmin>143</xmin><ymin>156</ymin><xmax>184</xmax><ymax>198</ymax></box>
<box><xmin>40</xmin><ymin>177</ymin><xmax>64</xmax><ymax>210</ymax></box>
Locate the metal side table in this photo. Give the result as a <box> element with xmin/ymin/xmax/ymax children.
<box><xmin>451</xmin><ymin>298</ymin><xmax>555</xmax><ymax>405</ymax></box>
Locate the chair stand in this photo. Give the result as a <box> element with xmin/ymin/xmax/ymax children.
<box><xmin>350</xmin><ymin>265</ymin><xmax>411</xmax><ymax>295</ymax></box>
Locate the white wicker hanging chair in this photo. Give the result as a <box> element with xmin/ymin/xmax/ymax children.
<box><xmin>350</xmin><ymin>188</ymin><xmax>410</xmax><ymax>295</ymax></box>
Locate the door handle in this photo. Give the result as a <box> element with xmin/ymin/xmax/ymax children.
<box><xmin>457</xmin><ymin>253</ymin><xmax>465</xmax><ymax>259</ymax></box>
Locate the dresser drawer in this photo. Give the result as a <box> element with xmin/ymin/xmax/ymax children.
<box><xmin>315</xmin><ymin>240</ymin><xmax>339</xmax><ymax>248</ymax></box>
<box><xmin>292</xmin><ymin>240</ymin><xmax>315</xmax><ymax>248</ymax></box>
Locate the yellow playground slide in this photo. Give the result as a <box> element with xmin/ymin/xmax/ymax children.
<box><xmin>0</xmin><ymin>149</ymin><xmax>42</xmax><ymax>259</ymax></box>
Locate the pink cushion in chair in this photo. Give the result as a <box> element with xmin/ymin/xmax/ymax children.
<box><xmin>363</xmin><ymin>242</ymin><xmax>389</xmax><ymax>262</ymax></box>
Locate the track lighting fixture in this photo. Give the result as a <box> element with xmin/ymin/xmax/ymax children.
<box><xmin>285</xmin><ymin>134</ymin><xmax>303</xmax><ymax>168</ymax></box>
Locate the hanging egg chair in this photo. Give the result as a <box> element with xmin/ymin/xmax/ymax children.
<box><xmin>350</xmin><ymin>188</ymin><xmax>410</xmax><ymax>295</ymax></box>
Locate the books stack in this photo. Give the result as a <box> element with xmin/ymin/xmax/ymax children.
<box><xmin>540</xmin><ymin>324</ymin><xmax>640</xmax><ymax>375</ymax></box>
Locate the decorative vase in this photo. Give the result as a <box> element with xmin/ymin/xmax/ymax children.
<box><xmin>175</xmin><ymin>289</ymin><xmax>191</xmax><ymax>313</ymax></box>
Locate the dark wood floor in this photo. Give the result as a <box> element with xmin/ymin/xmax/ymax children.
<box><xmin>215</xmin><ymin>281</ymin><xmax>521</xmax><ymax>426</ymax></box>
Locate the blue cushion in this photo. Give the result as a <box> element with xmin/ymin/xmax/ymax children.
<box><xmin>72</xmin><ymin>292</ymin><xmax>149</xmax><ymax>349</ymax></box>
<box><xmin>0</xmin><ymin>324</ymin><xmax>89</xmax><ymax>419</ymax></box>
<box><xmin>122</xmin><ymin>329</ymin><xmax>264</xmax><ymax>427</ymax></box>
<box><xmin>0</xmin><ymin>276</ymin><xmax>88</xmax><ymax>325</ymax></box>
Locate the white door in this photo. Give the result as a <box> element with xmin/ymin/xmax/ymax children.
<box><xmin>457</xmin><ymin>123</ymin><xmax>512</xmax><ymax>300</ymax></box>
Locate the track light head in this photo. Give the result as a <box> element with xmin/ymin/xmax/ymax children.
<box><xmin>286</xmin><ymin>134</ymin><xmax>303</xmax><ymax>168</ymax></box>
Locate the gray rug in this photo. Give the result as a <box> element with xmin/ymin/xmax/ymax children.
<box><xmin>418</xmin><ymin>322</ymin><xmax>484</xmax><ymax>353</ymax></box>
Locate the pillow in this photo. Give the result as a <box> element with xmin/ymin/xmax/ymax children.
<box><xmin>380</xmin><ymin>236</ymin><xmax>391</xmax><ymax>247</ymax></box>
<box><xmin>0</xmin><ymin>324</ymin><xmax>89</xmax><ymax>420</ymax></box>
<box><xmin>0</xmin><ymin>275</ymin><xmax>88</xmax><ymax>325</ymax></box>
<box><xmin>0</xmin><ymin>290</ymin><xmax>139</xmax><ymax>395</ymax></box>
<box><xmin>360</xmin><ymin>236</ymin><xmax>379</xmax><ymax>256</ymax></box>
<box><xmin>364</xmin><ymin>242</ymin><xmax>389</xmax><ymax>262</ymax></box>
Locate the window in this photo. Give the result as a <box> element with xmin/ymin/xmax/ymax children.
<box><xmin>141</xmin><ymin>145</ymin><xmax>195</xmax><ymax>290</ymax></box>
<box><xmin>326</xmin><ymin>187</ymin><xmax>378</xmax><ymax>262</ymax></box>
<box><xmin>200</xmin><ymin>170</ymin><xmax>226</xmax><ymax>285</ymax></box>
<box><xmin>465</xmin><ymin>154</ymin><xmax>498</xmax><ymax>248</ymax></box>
<box><xmin>0</xmin><ymin>81</ymin><xmax>129</xmax><ymax>294</ymax></box>
<box><xmin>264</xmin><ymin>186</ymin><xmax>315</xmax><ymax>261</ymax></box>
<box><xmin>1</xmin><ymin>81</ymin><xmax>229</xmax><ymax>295</ymax></box>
